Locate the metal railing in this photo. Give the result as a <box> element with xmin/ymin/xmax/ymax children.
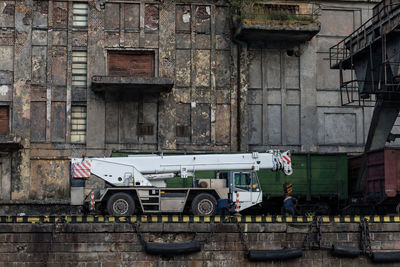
<box><xmin>329</xmin><ymin>3</ymin><xmax>400</xmax><ymax>69</ymax></box>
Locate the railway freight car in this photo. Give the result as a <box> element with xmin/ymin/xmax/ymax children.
<box><xmin>111</xmin><ymin>151</ymin><xmax>348</xmax><ymax>215</ymax></box>
<box><xmin>259</xmin><ymin>153</ymin><xmax>347</xmax><ymax>215</ymax></box>
<box><xmin>348</xmin><ymin>148</ymin><xmax>400</xmax><ymax>215</ymax></box>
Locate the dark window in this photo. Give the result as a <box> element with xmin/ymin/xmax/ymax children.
<box><xmin>137</xmin><ymin>123</ymin><xmax>154</xmax><ymax>136</ymax></box>
<box><xmin>176</xmin><ymin>125</ymin><xmax>190</xmax><ymax>137</ymax></box>
<box><xmin>108</xmin><ymin>52</ymin><xmax>155</xmax><ymax>77</ymax></box>
<box><xmin>0</xmin><ymin>106</ymin><xmax>9</xmax><ymax>135</ymax></box>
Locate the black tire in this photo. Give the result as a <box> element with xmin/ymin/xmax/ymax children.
<box><xmin>191</xmin><ymin>193</ymin><xmax>217</xmax><ymax>216</ymax></box>
<box><xmin>107</xmin><ymin>192</ymin><xmax>135</xmax><ymax>216</ymax></box>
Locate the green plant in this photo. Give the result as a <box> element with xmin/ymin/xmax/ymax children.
<box><xmin>228</xmin><ymin>0</ymin><xmax>316</xmax><ymax>22</ymax></box>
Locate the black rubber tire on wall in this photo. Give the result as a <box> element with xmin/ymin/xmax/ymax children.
<box><xmin>191</xmin><ymin>193</ymin><xmax>217</xmax><ymax>216</ymax></box>
<box><xmin>107</xmin><ymin>192</ymin><xmax>135</xmax><ymax>216</ymax></box>
<box><xmin>145</xmin><ymin>241</ymin><xmax>202</xmax><ymax>255</ymax></box>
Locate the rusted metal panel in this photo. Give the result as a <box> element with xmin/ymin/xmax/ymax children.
<box><xmin>108</xmin><ymin>52</ymin><xmax>154</xmax><ymax>77</ymax></box>
<box><xmin>0</xmin><ymin>106</ymin><xmax>9</xmax><ymax>135</ymax></box>
<box><xmin>176</xmin><ymin>5</ymin><xmax>191</xmax><ymax>33</ymax></box>
<box><xmin>124</xmin><ymin>4</ymin><xmax>140</xmax><ymax>30</ymax></box>
<box><xmin>145</xmin><ymin>4</ymin><xmax>159</xmax><ymax>31</ymax></box>
<box><xmin>105</xmin><ymin>3</ymin><xmax>120</xmax><ymax>30</ymax></box>
<box><xmin>33</xmin><ymin>0</ymin><xmax>48</xmax><ymax>28</ymax></box>
<box><xmin>51</xmin><ymin>102</ymin><xmax>66</xmax><ymax>142</ymax></box>
<box><xmin>348</xmin><ymin>148</ymin><xmax>400</xmax><ymax>198</ymax></box>
<box><xmin>216</xmin><ymin>104</ymin><xmax>230</xmax><ymax>144</ymax></box>
<box><xmin>0</xmin><ymin>28</ymin><xmax>14</xmax><ymax>46</ymax></box>
<box><xmin>30</xmin><ymin>102</ymin><xmax>46</xmax><ymax>142</ymax></box>
<box><xmin>176</xmin><ymin>103</ymin><xmax>190</xmax><ymax>143</ymax></box>
<box><xmin>52</xmin><ymin>47</ymin><xmax>67</xmax><ymax>85</ymax></box>
<box><xmin>30</xmin><ymin>85</ymin><xmax>46</xmax><ymax>101</ymax></box>
<box><xmin>30</xmin><ymin>160</ymin><xmax>69</xmax><ymax>199</ymax></box>
<box><xmin>32</xmin><ymin>46</ymin><xmax>47</xmax><ymax>84</ymax></box>
<box><xmin>176</xmin><ymin>49</ymin><xmax>191</xmax><ymax>87</ymax></box>
<box><xmin>192</xmin><ymin>104</ymin><xmax>210</xmax><ymax>144</ymax></box>
<box><xmin>195</xmin><ymin>6</ymin><xmax>211</xmax><ymax>34</ymax></box>
<box><xmin>384</xmin><ymin>148</ymin><xmax>400</xmax><ymax>197</ymax></box>
<box><xmin>0</xmin><ymin>1</ymin><xmax>14</xmax><ymax>27</ymax></box>
<box><xmin>53</xmin><ymin>1</ymin><xmax>68</xmax><ymax>28</ymax></box>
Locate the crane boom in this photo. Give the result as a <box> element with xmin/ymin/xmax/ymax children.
<box><xmin>72</xmin><ymin>150</ymin><xmax>292</xmax><ymax>187</ymax></box>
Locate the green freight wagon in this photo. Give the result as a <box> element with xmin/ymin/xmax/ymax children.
<box><xmin>260</xmin><ymin>153</ymin><xmax>348</xmax><ymax>214</ymax></box>
<box><xmin>111</xmin><ymin>151</ymin><xmax>348</xmax><ymax>214</ymax></box>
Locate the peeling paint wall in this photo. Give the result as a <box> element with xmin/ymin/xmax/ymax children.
<box><xmin>0</xmin><ymin>0</ymin><xmax>380</xmax><ymax>201</ymax></box>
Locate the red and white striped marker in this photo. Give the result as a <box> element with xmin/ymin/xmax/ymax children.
<box><xmin>235</xmin><ymin>192</ymin><xmax>240</xmax><ymax>213</ymax></box>
<box><xmin>73</xmin><ymin>161</ymin><xmax>91</xmax><ymax>178</ymax></box>
<box><xmin>282</xmin><ymin>154</ymin><xmax>291</xmax><ymax>164</ymax></box>
<box><xmin>90</xmin><ymin>191</ymin><xmax>95</xmax><ymax>211</ymax></box>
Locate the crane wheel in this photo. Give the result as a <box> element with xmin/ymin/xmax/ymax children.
<box><xmin>107</xmin><ymin>192</ymin><xmax>135</xmax><ymax>216</ymax></box>
<box><xmin>191</xmin><ymin>193</ymin><xmax>217</xmax><ymax>216</ymax></box>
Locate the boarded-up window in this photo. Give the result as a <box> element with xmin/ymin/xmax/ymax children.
<box><xmin>72</xmin><ymin>3</ymin><xmax>88</xmax><ymax>28</ymax></box>
<box><xmin>72</xmin><ymin>51</ymin><xmax>87</xmax><ymax>87</ymax></box>
<box><xmin>71</xmin><ymin>106</ymin><xmax>86</xmax><ymax>143</ymax></box>
<box><xmin>51</xmin><ymin>102</ymin><xmax>66</xmax><ymax>142</ymax></box>
<box><xmin>31</xmin><ymin>102</ymin><xmax>46</xmax><ymax>142</ymax></box>
<box><xmin>108</xmin><ymin>52</ymin><xmax>154</xmax><ymax>77</ymax></box>
<box><xmin>0</xmin><ymin>106</ymin><xmax>9</xmax><ymax>135</ymax></box>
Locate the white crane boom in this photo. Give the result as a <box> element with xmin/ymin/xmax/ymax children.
<box><xmin>72</xmin><ymin>150</ymin><xmax>292</xmax><ymax>187</ymax></box>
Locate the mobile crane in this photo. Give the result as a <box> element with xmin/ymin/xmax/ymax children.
<box><xmin>70</xmin><ymin>150</ymin><xmax>292</xmax><ymax>216</ymax></box>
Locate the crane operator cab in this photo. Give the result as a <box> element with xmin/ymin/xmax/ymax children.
<box><xmin>205</xmin><ymin>171</ymin><xmax>262</xmax><ymax>212</ymax></box>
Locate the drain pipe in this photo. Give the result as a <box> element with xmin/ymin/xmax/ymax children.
<box><xmin>233</xmin><ymin>24</ymin><xmax>247</xmax><ymax>152</ymax></box>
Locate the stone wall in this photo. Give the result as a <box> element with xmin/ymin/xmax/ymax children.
<box><xmin>0</xmin><ymin>221</ymin><xmax>399</xmax><ymax>266</ymax></box>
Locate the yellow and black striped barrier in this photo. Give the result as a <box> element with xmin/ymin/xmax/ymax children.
<box><xmin>0</xmin><ymin>215</ymin><xmax>400</xmax><ymax>223</ymax></box>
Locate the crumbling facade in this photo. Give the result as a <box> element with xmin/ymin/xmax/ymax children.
<box><xmin>0</xmin><ymin>0</ymin><xmax>393</xmax><ymax>200</ymax></box>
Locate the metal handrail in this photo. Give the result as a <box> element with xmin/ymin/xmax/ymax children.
<box><xmin>329</xmin><ymin>3</ymin><xmax>400</xmax><ymax>69</ymax></box>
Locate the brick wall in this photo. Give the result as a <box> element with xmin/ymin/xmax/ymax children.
<box><xmin>0</xmin><ymin>222</ymin><xmax>399</xmax><ymax>266</ymax></box>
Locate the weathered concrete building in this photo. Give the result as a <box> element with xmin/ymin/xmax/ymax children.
<box><xmin>0</xmin><ymin>0</ymin><xmax>397</xmax><ymax>201</ymax></box>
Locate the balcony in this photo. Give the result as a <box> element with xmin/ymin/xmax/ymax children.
<box><xmin>0</xmin><ymin>135</ymin><xmax>23</xmax><ymax>151</ymax></box>
<box><xmin>91</xmin><ymin>76</ymin><xmax>174</xmax><ymax>94</ymax></box>
<box><xmin>232</xmin><ymin>2</ymin><xmax>320</xmax><ymax>42</ymax></box>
